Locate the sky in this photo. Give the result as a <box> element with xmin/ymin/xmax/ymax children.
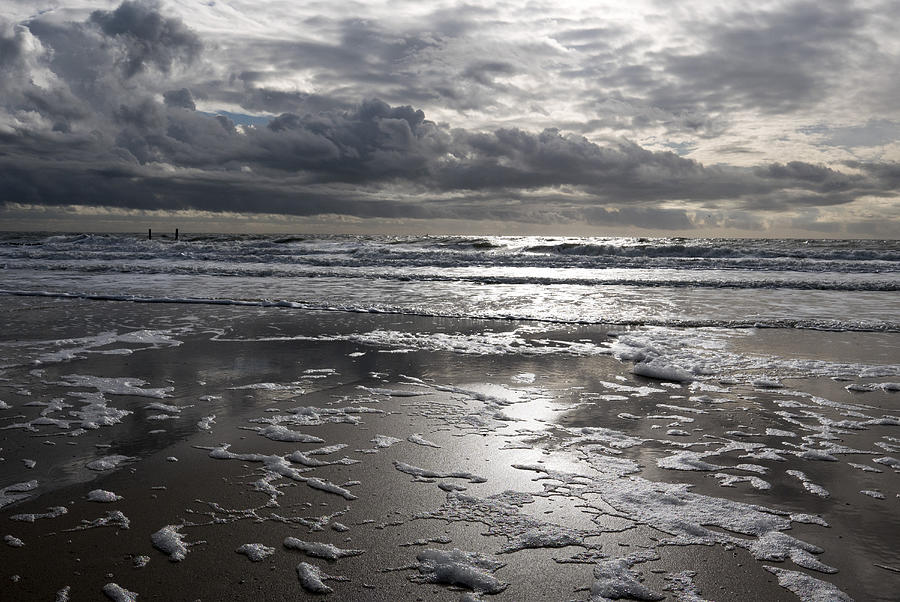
<box><xmin>1</xmin><ymin>0</ymin><xmax>898</xmax><ymax>237</ymax></box>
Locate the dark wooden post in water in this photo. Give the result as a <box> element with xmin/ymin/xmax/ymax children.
<box><xmin>148</xmin><ymin>228</ymin><xmax>152</xmax><ymax>240</ymax></box>
<box><xmin>175</xmin><ymin>228</ymin><xmax>179</xmax><ymax>241</ymax></box>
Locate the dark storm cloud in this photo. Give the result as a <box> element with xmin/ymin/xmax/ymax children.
<box><xmin>89</xmin><ymin>0</ymin><xmax>201</xmax><ymax>77</ymax></box>
<box><xmin>0</xmin><ymin>0</ymin><xmax>898</xmax><ymax>233</ymax></box>
<box><xmin>163</xmin><ymin>88</ymin><xmax>196</xmax><ymax>110</ymax></box>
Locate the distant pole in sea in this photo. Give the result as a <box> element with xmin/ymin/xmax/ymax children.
<box><xmin>148</xmin><ymin>228</ymin><xmax>152</xmax><ymax>240</ymax></box>
<box><xmin>175</xmin><ymin>228</ymin><xmax>179</xmax><ymax>241</ymax></box>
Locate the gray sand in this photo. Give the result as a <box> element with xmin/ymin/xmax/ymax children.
<box><xmin>1</xmin><ymin>297</ymin><xmax>898</xmax><ymax>600</ymax></box>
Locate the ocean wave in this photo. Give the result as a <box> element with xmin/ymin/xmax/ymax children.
<box><xmin>2</xmin><ymin>289</ymin><xmax>897</xmax><ymax>332</ymax></box>
<box><xmin>2</xmin><ymin>261</ymin><xmax>897</xmax><ymax>291</ymax></box>
<box><xmin>1</xmin><ymin>233</ymin><xmax>897</xmax><ymax>276</ymax></box>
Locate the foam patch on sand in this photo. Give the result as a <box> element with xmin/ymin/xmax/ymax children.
<box><xmin>102</xmin><ymin>582</ymin><xmax>139</xmax><ymax>602</ymax></box>
<box><xmin>86</xmin><ymin>455</ymin><xmax>136</xmax><ymax>471</ymax></box>
<box><xmin>632</xmin><ymin>359</ymin><xmax>694</xmax><ymax>383</ymax></box>
<box><xmin>151</xmin><ymin>525</ymin><xmax>194</xmax><ymax>562</ymax></box>
<box><xmin>408</xmin><ymin>433</ymin><xmax>441</xmax><ymax>448</ymax></box>
<box><xmin>60</xmin><ymin>375</ymin><xmax>173</xmax><ymax>398</ymax></box>
<box><xmin>711</xmin><ymin>473</ymin><xmax>771</xmax><ymax>490</ymax></box>
<box><xmin>2</xmin><ymin>392</ymin><xmax>132</xmax><ymax>433</ymax></box>
<box><xmin>394</xmin><ymin>461</ymin><xmax>487</xmax><ymax>483</ymax></box>
<box><xmin>283</xmin><ymin>537</ymin><xmax>365</xmax><ymax>560</ymax></box>
<box><xmin>249</xmin><ymin>405</ymin><xmax>384</xmax><ymax>428</ymax></box>
<box><xmin>590</xmin><ymin>554</ymin><xmax>664</xmax><ymax>601</ymax></box>
<box><xmin>66</xmin><ymin>510</ymin><xmax>130</xmax><ymax>531</ymax></box>
<box><xmin>416</xmin><ymin>491</ymin><xmax>600</xmax><ymax>554</ymax></box>
<box><xmin>370</xmin><ymin>434</ymin><xmax>403</xmax><ymax>448</ymax></box>
<box><xmin>26</xmin><ymin>329</ymin><xmax>182</xmax><ymax>367</ymax></box>
<box><xmin>236</xmin><ymin>543</ymin><xmax>276</xmax><ymax>561</ymax></box>
<box><xmin>410</xmin><ymin>548</ymin><xmax>508</xmax><ymax>594</ymax></box>
<box><xmin>10</xmin><ymin>506</ymin><xmax>67</xmax><ymax>522</ymax></box>
<box><xmin>764</xmin><ymin>566</ymin><xmax>852</xmax><ymax>602</ymax></box>
<box><xmin>786</xmin><ymin>470</ymin><xmax>830</xmax><ymax>498</ymax></box>
<box><xmin>0</xmin><ymin>480</ymin><xmax>39</xmax><ymax>508</ymax></box>
<box><xmin>87</xmin><ymin>489</ymin><xmax>122</xmax><ymax>502</ymax></box>
<box><xmin>608</xmin><ymin>327</ymin><xmax>900</xmax><ymax>383</ymax></box>
<box><xmin>511</xmin><ymin>461</ymin><xmax>841</xmax><ymax>580</ymax></box>
<box><xmin>296</xmin><ymin>562</ymin><xmax>347</xmax><ymax>594</ymax></box>
<box><xmin>254</xmin><ymin>425</ymin><xmax>325</xmax><ymax>443</ymax></box>
<box><xmin>285</xmin><ymin>329</ymin><xmax>611</xmax><ymax>357</ymax></box>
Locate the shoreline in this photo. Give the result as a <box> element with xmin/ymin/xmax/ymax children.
<box><xmin>1</xmin><ymin>297</ymin><xmax>898</xmax><ymax>600</ymax></box>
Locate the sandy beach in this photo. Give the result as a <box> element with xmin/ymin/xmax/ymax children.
<box><xmin>1</xmin><ymin>296</ymin><xmax>898</xmax><ymax>601</ymax></box>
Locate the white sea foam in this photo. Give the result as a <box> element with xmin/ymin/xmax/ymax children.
<box><xmin>66</xmin><ymin>510</ymin><xmax>130</xmax><ymax>531</ymax></box>
<box><xmin>86</xmin><ymin>455</ymin><xmax>135</xmax><ymax>471</ymax></box>
<box><xmin>848</xmin><ymin>462</ymin><xmax>882</xmax><ymax>473</ymax></box>
<box><xmin>766</xmin><ymin>428</ymin><xmax>797</xmax><ymax>437</ymax></box>
<box><xmin>371</xmin><ymin>434</ymin><xmax>403</xmax><ymax>448</ymax></box>
<box><xmin>656</xmin><ymin>403</ymin><xmax>707</xmax><ymax>414</ymax></box>
<box><xmin>359</xmin><ymin>386</ymin><xmax>431</xmax><ymax>397</ymax></box>
<box><xmin>0</xmin><ymin>480</ymin><xmax>39</xmax><ymax>508</ymax></box>
<box><xmin>749</xmin><ymin>531</ymin><xmax>835</xmax><ymax>573</ymax></box>
<box><xmin>283</xmin><ymin>537</ymin><xmax>364</xmax><ymax>560</ymax></box>
<box><xmin>418</xmin><ymin>491</ymin><xmax>597</xmax><ymax>554</ymax></box>
<box><xmin>408</xmin><ymin>433</ymin><xmax>441</xmax><ymax>448</ymax></box>
<box><xmin>230</xmin><ymin>381</ymin><xmax>304</xmax><ymax>391</ymax></box>
<box><xmin>144</xmin><ymin>402</ymin><xmax>182</xmax><ymax>413</ymax></box>
<box><xmin>133</xmin><ymin>556</ymin><xmax>150</xmax><ymax>568</ymax></box>
<box><xmin>873</xmin><ymin>456</ymin><xmax>900</xmax><ymax>470</ymax></box>
<box><xmin>711</xmin><ymin>473</ymin><xmax>771</xmax><ymax>490</ymax></box>
<box><xmin>236</xmin><ymin>543</ymin><xmax>276</xmax><ymax>561</ymax></box>
<box><xmin>10</xmin><ymin>506</ymin><xmax>67</xmax><ymax>522</ymax></box>
<box><xmin>307</xmin><ymin>444</ymin><xmax>349</xmax><ymax>455</ymax></box>
<box><xmin>250</xmin><ymin>406</ymin><xmax>384</xmax><ymax>428</ymax></box>
<box><xmin>205</xmin><ymin>444</ymin><xmax>312</xmax><ymax>481</ymax></box>
<box><xmin>102</xmin><ymin>583</ymin><xmax>139</xmax><ymax>602</ymax></box>
<box><xmin>411</xmin><ymin>548</ymin><xmax>508</xmax><ymax>594</ymax></box>
<box><xmin>658</xmin><ymin>451</ymin><xmax>722</xmax><ymax>472</ymax></box>
<box><xmin>296</xmin><ymin>562</ymin><xmax>335</xmax><ymax>594</ymax></box>
<box><xmin>609</xmin><ymin>327</ymin><xmax>900</xmax><ymax>384</ymax></box>
<box><xmin>764</xmin><ymin>567</ymin><xmax>852</xmax><ymax>601</ymax></box>
<box><xmin>296</xmin><ymin>329</ymin><xmax>611</xmax><ymax>357</ymax></box>
<box><xmin>786</xmin><ymin>470</ymin><xmax>830</xmax><ymax>498</ymax></box>
<box><xmin>305</xmin><ymin>478</ymin><xmax>358</xmax><ymax>500</ymax></box>
<box><xmin>151</xmin><ymin>525</ymin><xmax>190</xmax><ymax>561</ymax></box>
<box><xmin>4</xmin><ymin>534</ymin><xmax>24</xmax><ymax>547</ymax></box>
<box><xmin>590</xmin><ymin>555</ymin><xmax>664</xmax><ymax>601</ymax></box>
<box><xmin>60</xmin><ymin>375</ymin><xmax>172</xmax><ymax>398</ymax></box>
<box><xmin>633</xmin><ymin>360</ymin><xmax>694</xmax><ymax>383</ymax></box>
<box><xmin>394</xmin><ymin>461</ymin><xmax>487</xmax><ymax>483</ymax></box>
<box><xmin>87</xmin><ymin>489</ymin><xmax>122</xmax><ymax>502</ymax></box>
<box><xmin>255</xmin><ymin>425</ymin><xmax>325</xmax><ymax>443</ymax></box>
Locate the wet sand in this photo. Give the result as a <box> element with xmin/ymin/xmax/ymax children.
<box><xmin>1</xmin><ymin>298</ymin><xmax>898</xmax><ymax>601</ymax></box>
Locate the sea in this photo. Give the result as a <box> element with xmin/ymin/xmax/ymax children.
<box><xmin>1</xmin><ymin>233</ymin><xmax>897</xmax><ymax>330</ymax></box>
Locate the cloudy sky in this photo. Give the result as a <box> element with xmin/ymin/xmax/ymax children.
<box><xmin>1</xmin><ymin>0</ymin><xmax>898</xmax><ymax>236</ymax></box>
